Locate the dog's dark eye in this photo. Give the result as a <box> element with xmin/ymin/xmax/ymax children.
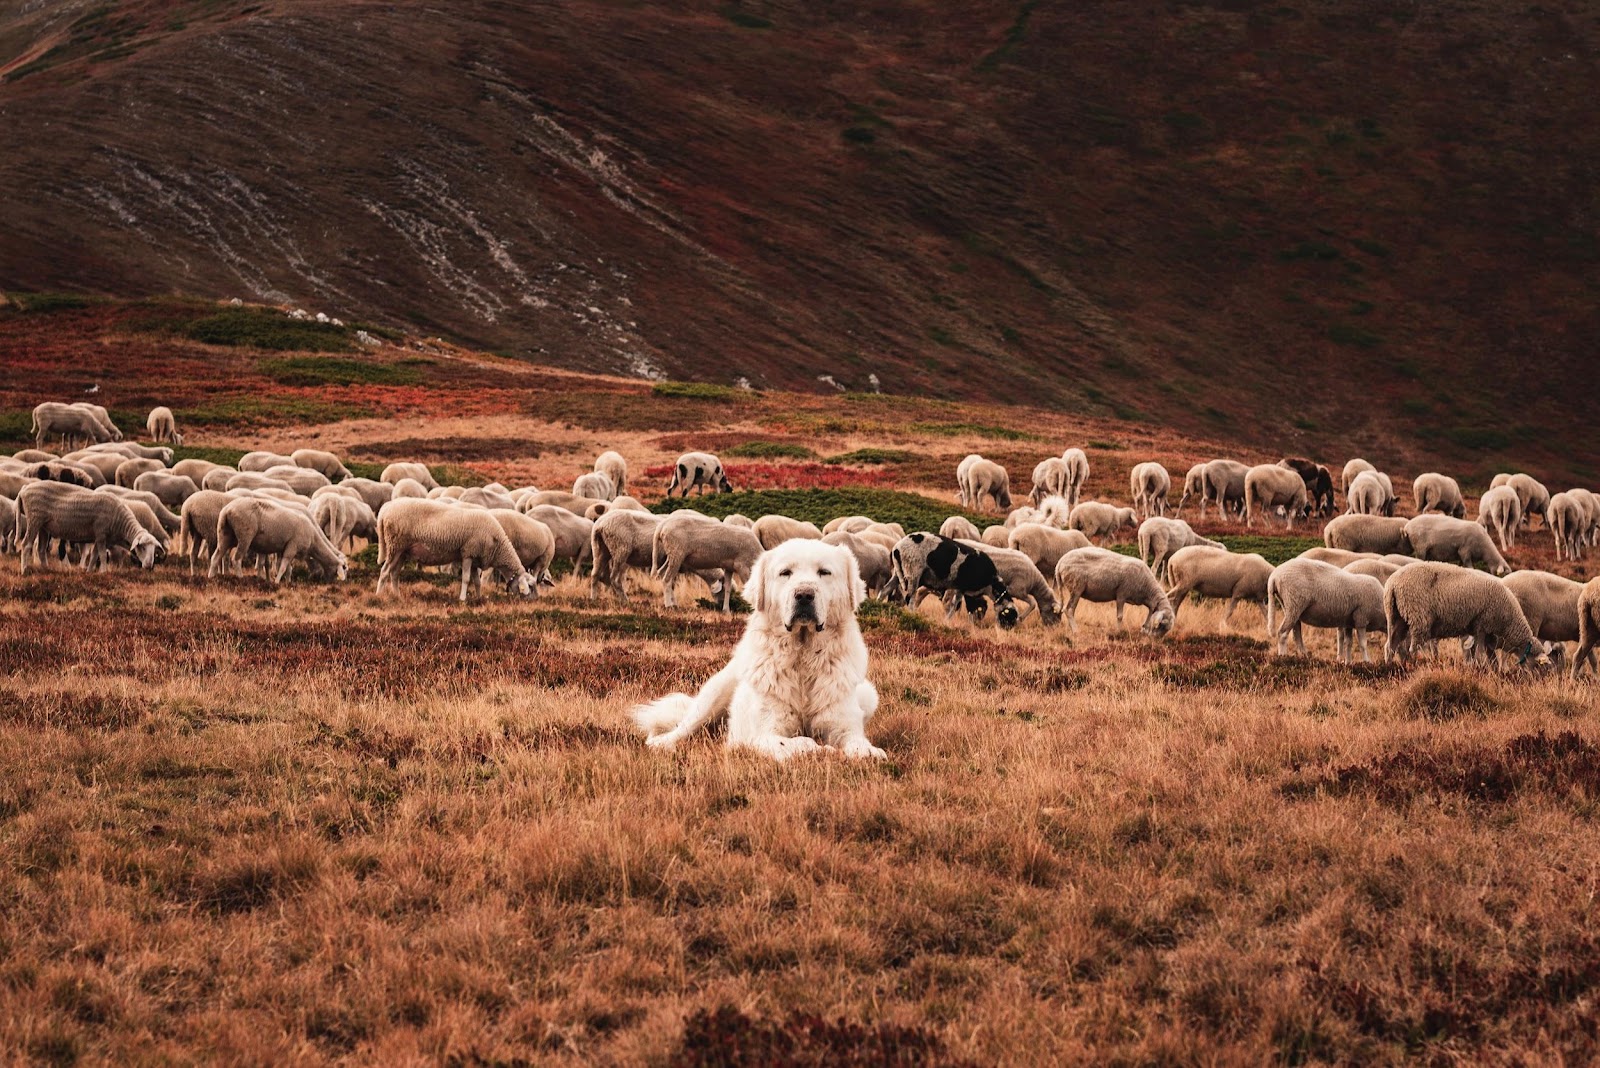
<box><xmin>818</xmin><ymin>569</ymin><xmax>831</xmax><ymax>577</ymax></box>
<box><xmin>778</xmin><ymin>569</ymin><xmax>792</xmax><ymax>577</ymax></box>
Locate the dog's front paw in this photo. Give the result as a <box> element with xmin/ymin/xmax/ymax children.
<box><xmin>841</xmin><ymin>739</ymin><xmax>887</xmax><ymax>760</ymax></box>
<box><xmin>644</xmin><ymin>733</ymin><xmax>678</xmax><ymax>751</ymax></box>
<box><xmin>775</xmin><ymin>736</ymin><xmax>823</xmax><ymax>759</ymax></box>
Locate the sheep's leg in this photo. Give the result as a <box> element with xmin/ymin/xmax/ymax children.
<box><xmin>1358</xmin><ymin>629</ymin><xmax>1372</xmax><ymax>664</ymax></box>
<box><xmin>1293</xmin><ymin>622</ymin><xmax>1308</xmax><ymax>656</ymax></box>
<box><xmin>273</xmin><ymin>551</ymin><xmax>293</xmax><ymax>585</ymax></box>
<box><xmin>1114</xmin><ymin>598</ymin><xmax>1126</xmax><ymax>629</ymax></box>
<box><xmin>660</xmin><ymin>559</ymin><xmax>680</xmax><ymax>608</ymax></box>
<box><xmin>1336</xmin><ymin>628</ymin><xmax>1350</xmax><ymax>664</ymax></box>
<box><xmin>1064</xmin><ymin>592</ymin><xmax>1081</xmax><ymax>633</ymax></box>
<box><xmin>458</xmin><ymin>558</ymin><xmax>473</xmax><ymax>602</ymax></box>
<box><xmin>1222</xmin><ymin>596</ymin><xmax>1239</xmax><ymax>625</ymax></box>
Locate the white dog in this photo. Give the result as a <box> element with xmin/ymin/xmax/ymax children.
<box><xmin>631</xmin><ymin>540</ymin><xmax>885</xmax><ymax>760</ymax></box>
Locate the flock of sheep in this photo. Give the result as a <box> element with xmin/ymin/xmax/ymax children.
<box><xmin>6</xmin><ymin>401</ymin><xmax>1600</xmax><ymax>680</ymax></box>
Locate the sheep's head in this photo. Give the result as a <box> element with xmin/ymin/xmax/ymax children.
<box><xmin>130</xmin><ymin>534</ymin><xmax>161</xmax><ymax>570</ymax></box>
<box><xmin>718</xmin><ymin>473</ymin><xmax>735</xmax><ymax>493</ymax></box>
<box><xmin>1144</xmin><ymin>606</ymin><xmax>1175</xmax><ymax>638</ymax></box>
<box><xmin>994</xmin><ymin>594</ymin><xmax>1020</xmax><ymax>630</ymax></box>
<box><xmin>508</xmin><ymin>570</ymin><xmax>535</xmax><ymax>597</ymax></box>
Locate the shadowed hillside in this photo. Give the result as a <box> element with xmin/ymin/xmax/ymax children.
<box><xmin>1</xmin><ymin>0</ymin><xmax>1597</xmax><ymax>468</ymax></box>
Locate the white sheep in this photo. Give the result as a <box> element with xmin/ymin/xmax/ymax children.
<box><xmin>1244</xmin><ymin>464</ymin><xmax>1309</xmax><ymax>528</ymax></box>
<box><xmin>311</xmin><ymin>493</ymin><xmax>376</xmax><ymax>552</ymax></box>
<box><xmin>1502</xmin><ymin>570</ymin><xmax>1584</xmax><ymax>653</ymax></box>
<box><xmin>1548</xmin><ymin>492</ymin><xmax>1587</xmax><ymax>562</ymax></box>
<box><xmin>594</xmin><ymin>451</ymin><xmax>628</xmax><ymax>496</ymax></box>
<box><xmin>821</xmin><ymin>531</ymin><xmax>893</xmax><ymax>597</ymax></box>
<box><xmin>212</xmin><ymin>498</ymin><xmax>347</xmax><ymax>584</ymax></box>
<box><xmin>572</xmin><ymin>471</ymin><xmax>617</xmax><ymax>501</ymax></box>
<box><xmin>73</xmin><ymin>403</ymin><xmax>122</xmax><ymax>443</ymax></box>
<box><xmin>522</xmin><ymin>489</ymin><xmax>605</xmax><ymax>514</ymax></box>
<box><xmin>262</xmin><ymin>465</ymin><xmax>332</xmax><ymax>497</ymax></box>
<box><xmin>342</xmin><ymin>477</ymin><xmax>395</xmax><ymax>514</ymax></box>
<box><xmin>381</xmin><ymin>462</ymin><xmax>440</xmax><ymax>490</ymax></box>
<box><xmin>1574</xmin><ymin>578</ymin><xmax>1600</xmax><ymax>680</ymax></box>
<box><xmin>238</xmin><ymin>451</ymin><xmax>296</xmax><ymax>473</ymax></box>
<box><xmin>1492</xmin><ymin>473</ymin><xmax>1550</xmax><ymax>528</ymax></box>
<box><xmin>291</xmin><ymin>449</ymin><xmax>351</xmax><ymax>482</ymax></box>
<box><xmin>723</xmin><ymin>514</ymin><xmax>756</xmax><ymax>530</ymax></box>
<box><xmin>960</xmin><ymin>457</ymin><xmax>1012</xmax><ymax>513</ymax></box>
<box><xmin>1345</xmin><ymin>470</ymin><xmax>1395</xmax><ymax>517</ymax></box>
<box><xmin>1300</xmin><ymin>546</ymin><xmax>1379</xmax><ymax>567</ymax></box>
<box><xmin>524</xmin><ymin>504</ymin><xmax>594</xmax><ymax>571</ymax></box>
<box><xmin>1060</xmin><ymin>448</ymin><xmax>1090</xmax><ymax>510</ymax></box>
<box><xmin>488</xmin><ymin>510</ymin><xmax>557</xmax><ymax>593</ymax></box>
<box><xmin>1129</xmin><ymin>462</ymin><xmax>1171</xmax><ymax>519</ymax></box>
<box><xmin>1030</xmin><ymin>457</ymin><xmax>1069</xmax><ymax>505</ymax></box>
<box><xmin>666</xmin><ymin>452</ymin><xmax>732</xmax><ymax>497</ymax></box>
<box><xmin>981</xmin><ymin>525</ymin><xmax>1010</xmax><ymax>547</ymax></box>
<box><xmin>1344</xmin><ymin>558</ymin><xmax>1406</xmax><ymax>584</ymax></box>
<box><xmin>0</xmin><ymin>496</ymin><xmax>15</xmax><ymax>553</ymax></box>
<box><xmin>133</xmin><ymin>471</ymin><xmax>200</xmax><ymax>511</ymax></box>
<box><xmin>96</xmin><ymin>485</ymin><xmax>181</xmax><ymax>537</ymax></box>
<box><xmin>1054</xmin><ymin>547</ymin><xmax>1174</xmax><ymax>636</ymax></box>
<box><xmin>31</xmin><ymin>403</ymin><xmax>115</xmax><ymax>448</ymax></box>
<box><xmin>1006</xmin><ymin>522</ymin><xmax>1093</xmax><ymax>577</ymax></box>
<box><xmin>823</xmin><ymin>515</ymin><xmax>875</xmax><ymax>535</ymax></box>
<box><xmin>753</xmin><ymin>514</ymin><xmax>822</xmax><ymax>550</ymax></box>
<box><xmin>1323</xmin><ymin>514</ymin><xmax>1411</xmax><ymax>555</ymax></box>
<box><xmin>201</xmin><ymin>467</ymin><xmax>239</xmax><ymax>492</ymax></box>
<box><xmin>1202</xmin><ymin>459</ymin><xmax>1249</xmax><ymax>520</ymax></box>
<box><xmin>1385</xmin><ymin>561</ymin><xmax>1549</xmax><ymax>669</ymax></box>
<box><xmin>1068</xmin><ymin>501</ymin><xmax>1137</xmax><ymax>543</ymax></box>
<box><xmin>115</xmin><ymin>457</ymin><xmax>165</xmax><ymax>489</ymax></box>
<box><xmin>1403</xmin><ymin>514</ymin><xmax>1510</xmax><ymax>575</ymax></box>
<box><xmin>1476</xmin><ymin>484</ymin><xmax>1523</xmax><ymax>552</ymax></box>
<box><xmin>1341</xmin><ymin>458</ymin><xmax>1375</xmax><ymax>495</ymax></box>
<box><xmin>1175</xmin><ymin>463</ymin><xmax>1208</xmax><ymax>516</ymax></box>
<box><xmin>18</xmin><ymin>481</ymin><xmax>161</xmax><ymax>573</ymax></box>
<box><xmin>590</xmin><ymin>509</ymin><xmax>669</xmax><ymax>601</ymax></box>
<box><xmin>391</xmin><ymin>477</ymin><xmax>430</xmax><ymax>500</ymax></box>
<box><xmin>1266</xmin><ymin>559</ymin><xmax>1385</xmax><ymax>662</ymax></box>
<box><xmin>1164</xmin><ymin>546</ymin><xmax>1273</xmax><ymax>625</ymax></box>
<box><xmin>1412</xmin><ymin>472</ymin><xmax>1465</xmax><ymax>518</ymax></box>
<box><xmin>376</xmin><ymin>498</ymin><xmax>533</xmax><ymax>600</ymax></box>
<box><xmin>939</xmin><ymin>515</ymin><xmax>982</xmax><ymax>542</ymax></box>
<box><xmin>145</xmin><ymin>406</ymin><xmax>183</xmax><ymax>446</ymax></box>
<box><xmin>652</xmin><ymin>513</ymin><xmax>762</xmax><ymax>610</ymax></box>
<box><xmin>179</xmin><ymin>490</ymin><xmax>243</xmax><ymax>573</ymax></box>
<box><xmin>1137</xmin><ymin>516</ymin><xmax>1223</xmax><ymax>580</ymax></box>
<box><xmin>955</xmin><ymin>454</ymin><xmax>981</xmax><ymax>508</ymax></box>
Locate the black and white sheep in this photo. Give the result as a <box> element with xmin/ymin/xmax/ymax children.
<box><xmin>666</xmin><ymin>452</ymin><xmax>733</xmax><ymax>497</ymax></box>
<box><xmin>890</xmin><ymin>533</ymin><xmax>1020</xmax><ymax>628</ymax></box>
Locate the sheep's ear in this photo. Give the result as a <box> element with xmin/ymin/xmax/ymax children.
<box><xmin>744</xmin><ymin>552</ymin><xmax>769</xmax><ymax>613</ymax></box>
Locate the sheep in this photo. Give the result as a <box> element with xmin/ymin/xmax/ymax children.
<box><xmin>865</xmin><ymin>522</ymin><xmax>906</xmax><ymax>542</ymax></box>
<box><xmin>1003</xmin><ymin>506</ymin><xmax>1039</xmax><ymax>529</ymax></box>
<box><xmin>64</xmin><ymin>451</ymin><xmax>125</xmax><ymax>482</ymax></box>
<box><xmin>1476</xmin><ymin>484</ymin><xmax>1523</xmax><ymax>552</ymax></box>
<box><xmin>1384</xmin><ymin>561</ymin><xmax>1549</xmax><ymax>670</ymax></box>
<box><xmin>200</xmin><ymin>467</ymin><xmax>239</xmax><ymax>492</ymax></box>
<box><xmin>1403</xmin><ymin>514</ymin><xmax>1511</xmax><ymax>575</ymax></box>
<box><xmin>1494</xmin><ymin>473</ymin><xmax>1550</xmax><ymax>528</ymax></box>
<box><xmin>721</xmin><ymin>513</ymin><xmax>755</xmax><ymax>530</ymax></box>
<box><xmin>1032</xmin><ymin>495</ymin><xmax>1074</xmax><ymax>528</ymax></box>
<box><xmin>594</xmin><ymin>451</ymin><xmax>628</xmax><ymax>496</ymax></box>
<box><xmin>960</xmin><ymin>458</ymin><xmax>1012</xmax><ymax>513</ymax></box>
<box><xmin>85</xmin><ymin>441</ymin><xmax>170</xmax><ymax>463</ymax></box>
<box><xmin>955</xmin><ymin>454</ymin><xmax>981</xmax><ymax>508</ymax></box>
<box><xmin>666</xmin><ymin>452</ymin><xmax>732</xmax><ymax>497</ymax></box>
<box><xmin>381</xmin><ymin>462</ymin><xmax>440</xmax><ymax>490</ymax></box>
<box><xmin>1548</xmin><ymin>492</ymin><xmax>1587</xmax><ymax>562</ymax></box>
<box><xmin>1266</xmin><ymin>559</ymin><xmax>1385</xmax><ymax>662</ymax></box>
<box><xmin>823</xmin><ymin>515</ymin><xmax>875</xmax><ymax>535</ymax></box>
<box><xmin>1137</xmin><ymin>516</ymin><xmax>1224</xmax><ymax>580</ymax></box>
<box><xmin>1175</xmin><ymin>464</ymin><xmax>1208</xmax><ymax>517</ymax></box>
<box><xmin>1341</xmin><ymin>458</ymin><xmax>1375</xmax><ymax>495</ymax></box>
<box><xmin>29</xmin><ymin>460</ymin><xmax>102</xmax><ymax>488</ymax></box>
<box><xmin>981</xmin><ymin>525</ymin><xmax>1010</xmax><ymax>547</ymax></box>
<box><xmin>225</xmin><ymin>472</ymin><xmax>294</xmax><ymax>495</ymax></box>
<box><xmin>1068</xmin><ymin>502</ymin><xmax>1138</xmax><ymax>543</ymax></box>
<box><xmin>263</xmin><ymin>465</ymin><xmax>332</xmax><ymax>497</ymax></box>
<box><xmin>1280</xmin><ymin>458</ymin><xmax>1336</xmax><ymax>517</ymax></box>
<box><xmin>146</xmin><ymin>406</ymin><xmax>183</xmax><ymax>445</ymax></box>
<box><xmin>1006</xmin><ymin>523</ymin><xmax>1093</xmax><ymax>577</ymax></box>
<box><xmin>889</xmin><ymin>533</ymin><xmax>1019</xmax><ymax>627</ymax></box>
<box><xmin>572</xmin><ymin>471</ymin><xmax>617</xmax><ymax>501</ymax></box>
<box><xmin>429</xmin><ymin>485</ymin><xmax>466</xmax><ymax>500</ymax></box>
<box><xmin>524</xmin><ymin>505</ymin><xmax>593</xmax><ymax>572</ymax></box>
<box><xmin>376</xmin><ymin>498</ymin><xmax>532</xmax><ymax>600</ymax></box>
<box><xmin>238</xmin><ymin>451</ymin><xmax>296</xmax><ymax>473</ymax></box>
<box><xmin>290</xmin><ymin>449</ymin><xmax>351</xmax><ymax>483</ymax></box>
<box><xmin>1129</xmin><ymin>462</ymin><xmax>1171</xmax><ymax>519</ymax></box>
<box><xmin>488</xmin><ymin>510</ymin><xmax>557</xmax><ymax>594</ymax></box>
<box><xmin>954</xmin><ymin>541</ymin><xmax>1060</xmax><ymax>626</ymax></box>
<box><xmin>0</xmin><ymin>471</ymin><xmax>35</xmax><ymax>500</ymax></box>
<box><xmin>459</xmin><ymin>486</ymin><xmax>517</xmax><ymax>510</ymax></box>
<box><xmin>17</xmin><ymin>482</ymin><xmax>161</xmax><ymax>573</ymax></box>
<box><xmin>1244</xmin><ymin>464</ymin><xmax>1309</xmax><ymax>529</ymax></box>
<box><xmin>1345</xmin><ymin>470</ymin><xmax>1395</xmax><ymax>517</ymax></box>
<box><xmin>590</xmin><ymin>510</ymin><xmax>669</xmax><ymax>601</ymax></box>
<box><xmin>11</xmin><ymin>449</ymin><xmax>56</xmax><ymax>463</ymax></box>
<box><xmin>115</xmin><ymin>457</ymin><xmax>165</xmax><ymax>488</ymax></box>
<box><xmin>522</xmin><ymin>490</ymin><xmax>605</xmax><ymax>515</ymax></box>
<box><xmin>583</xmin><ymin>496</ymin><xmax>648</xmax><ymax>520</ymax></box>
<box><xmin>1203</xmin><ymin>459</ymin><xmax>1249</xmax><ymax>520</ymax></box>
<box><xmin>129</xmin><ymin>470</ymin><xmax>199</xmax><ymax>512</ymax></box>
<box><xmin>1574</xmin><ymin>578</ymin><xmax>1600</xmax><ymax>680</ymax></box>
<box><xmin>1323</xmin><ymin>514</ymin><xmax>1411</xmax><ymax>556</ymax></box>
<box><xmin>1163</xmin><ymin>546</ymin><xmax>1273</xmax><ymax>625</ymax></box>
<box><xmin>1569</xmin><ymin>489</ymin><xmax>1600</xmax><ymax>551</ymax></box>
<box><xmin>1030</xmin><ymin>457</ymin><xmax>1069</xmax><ymax>505</ymax></box>
<box><xmin>311</xmin><ymin>493</ymin><xmax>376</xmax><ymax>552</ymax></box>
<box><xmin>391</xmin><ymin>477</ymin><xmax>430</xmax><ymax>500</ymax></box>
<box><xmin>940</xmin><ymin>516</ymin><xmax>982</xmax><ymax>542</ymax></box>
<box><xmin>1054</xmin><ymin>547</ymin><xmax>1174</xmax><ymax>636</ymax></box>
<box><xmin>821</xmin><ymin>531</ymin><xmax>893</xmax><ymax>597</ymax></box>
<box><xmin>96</xmin><ymin>485</ymin><xmax>181</xmax><ymax>537</ymax></box>
<box><xmin>212</xmin><ymin>498</ymin><xmax>347</xmax><ymax>583</ymax></box>
<box><xmin>342</xmin><ymin>477</ymin><xmax>395</xmax><ymax>514</ymax></box>
<box><xmin>30</xmin><ymin>403</ymin><xmax>112</xmax><ymax>449</ymax></box>
<box><xmin>1502</xmin><ymin>571</ymin><xmax>1584</xmax><ymax>653</ymax></box>
<box><xmin>117</xmin><ymin>498</ymin><xmax>172</xmax><ymax>552</ymax></box>
<box><xmin>0</xmin><ymin>496</ymin><xmax>15</xmax><ymax>553</ymax></box>
<box><xmin>1412</xmin><ymin>473</ymin><xmax>1466</xmax><ymax>519</ymax></box>
<box><xmin>72</xmin><ymin>403</ymin><xmax>122</xmax><ymax>442</ymax></box>
<box><xmin>652</xmin><ymin>514</ymin><xmax>762</xmax><ymax>610</ymax></box>
<box><xmin>1060</xmin><ymin>448</ymin><xmax>1090</xmax><ymax>510</ymax></box>
<box><xmin>1345</xmin><ymin>558</ymin><xmax>1406</xmax><ymax>584</ymax></box>
<box><xmin>179</xmin><ymin>490</ymin><xmax>240</xmax><ymax>573</ymax></box>
<box><xmin>753</xmin><ymin>514</ymin><xmax>822</xmax><ymax>550</ymax></box>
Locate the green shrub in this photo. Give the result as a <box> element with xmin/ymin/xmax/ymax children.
<box><xmin>177</xmin><ymin>396</ymin><xmax>375</xmax><ymax>427</ymax></box>
<box><xmin>725</xmin><ymin>441</ymin><xmax>817</xmax><ymax>460</ymax></box>
<box><xmin>651</xmin><ymin>381</ymin><xmax>743</xmax><ymax>401</ymax></box>
<box><xmin>180</xmin><ymin>308</ymin><xmax>356</xmax><ymax>352</ymax></box>
<box><xmin>824</xmin><ymin>448</ymin><xmax>917</xmax><ymax>466</ymax></box>
<box><xmin>344</xmin><ymin>461</ymin><xmax>387</xmax><ymax>481</ymax></box>
<box><xmin>653</xmin><ymin>488</ymin><xmax>986</xmax><ymax>533</ymax></box>
<box><xmin>1403</xmin><ymin>673</ymin><xmax>1499</xmax><ymax>721</ymax></box>
<box><xmin>5</xmin><ymin>292</ymin><xmax>103</xmax><ymax>313</ymax></box>
<box><xmin>0</xmin><ymin>411</ymin><xmax>35</xmax><ymax>445</ymax></box>
<box><xmin>1214</xmin><ymin>535</ymin><xmax>1324</xmax><ymax>567</ymax></box>
<box><xmin>262</xmin><ymin>356</ymin><xmax>422</xmax><ymax>387</ymax></box>
<box><xmin>857</xmin><ymin>600</ymin><xmax>931</xmax><ymax>634</ymax></box>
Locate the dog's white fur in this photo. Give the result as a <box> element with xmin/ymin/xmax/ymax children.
<box><xmin>631</xmin><ymin>541</ymin><xmax>884</xmax><ymax>760</ymax></box>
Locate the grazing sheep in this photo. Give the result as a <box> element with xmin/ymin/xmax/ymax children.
<box><xmin>73</xmin><ymin>403</ymin><xmax>122</xmax><ymax>442</ymax></box>
<box><xmin>1569</xmin><ymin>489</ymin><xmax>1600</xmax><ymax>550</ymax></box>
<box><xmin>1574</xmin><ymin>578</ymin><xmax>1600</xmax><ymax>680</ymax></box>
<box><xmin>521</xmin><ymin>490</ymin><xmax>605</xmax><ymax>515</ymax></box>
<box><xmin>524</xmin><ymin>505</ymin><xmax>594</xmax><ymax>571</ymax></box>
<box><xmin>889</xmin><ymin>533</ymin><xmax>1019</xmax><ymax>628</ymax></box>
<box><xmin>1032</xmin><ymin>496</ymin><xmax>1074</xmax><ymax>528</ymax></box>
<box><xmin>1266</xmin><ymin>559</ymin><xmax>1385</xmax><ymax>662</ymax></box>
<box><xmin>824</xmin><ymin>515</ymin><xmax>875</xmax><ymax>535</ymax></box>
<box><xmin>200</xmin><ymin>467</ymin><xmax>239</xmax><ymax>491</ymax></box>
<box><xmin>821</xmin><ymin>531</ymin><xmax>894</xmax><ymax>597</ymax></box>
<box><xmin>488</xmin><ymin>510</ymin><xmax>557</xmax><ymax>593</ymax></box>
<box><xmin>1300</xmin><ymin>546</ymin><xmax>1377</xmax><ymax>567</ymax></box>
<box><xmin>1060</xmin><ymin>448</ymin><xmax>1090</xmax><ymax>510</ymax></box>
<box><xmin>1164</xmin><ymin>546</ymin><xmax>1273</xmax><ymax>625</ymax></box>
<box><xmin>263</xmin><ymin>465</ymin><xmax>331</xmax><ymax>497</ymax></box>
<box><xmin>342</xmin><ymin>477</ymin><xmax>395</xmax><ymax>514</ymax></box>
<box><xmin>1068</xmin><ymin>502</ymin><xmax>1138</xmax><ymax>543</ymax></box>
<box><xmin>1345</xmin><ymin>470</ymin><xmax>1395</xmax><ymax>517</ymax></box>
<box><xmin>1175</xmin><ymin>464</ymin><xmax>1208</xmax><ymax>516</ymax></box>
<box><xmin>667</xmin><ymin>452</ymin><xmax>733</xmax><ymax>497</ymax></box>
<box><xmin>113</xmin><ymin>499</ymin><xmax>170</xmax><ymax>553</ymax></box>
<box><xmin>224</xmin><ymin>472</ymin><xmax>294</xmax><ymax>495</ymax></box>
<box><xmin>29</xmin><ymin>460</ymin><xmax>103</xmax><ymax>488</ymax></box>
<box><xmin>0</xmin><ymin>471</ymin><xmax>36</xmax><ymax>500</ymax></box>
<box><xmin>723</xmin><ymin>514</ymin><xmax>756</xmax><ymax>530</ymax></box>
<box><xmin>1385</xmin><ymin>562</ymin><xmax>1549</xmax><ymax>669</ymax></box>
<box><xmin>1130</xmin><ymin>462</ymin><xmax>1171</xmax><ymax>519</ymax></box>
<box><xmin>141</xmin><ymin>469</ymin><xmax>202</xmax><ymax>509</ymax></box>
<box><xmin>12</xmin><ymin>449</ymin><xmax>56</xmax><ymax>463</ymax></box>
<box><xmin>1003</xmin><ymin>506</ymin><xmax>1039</xmax><ymax>529</ymax></box>
<box><xmin>391</xmin><ymin>477</ymin><xmax>430</xmax><ymax>500</ymax></box>
<box><xmin>376</xmin><ymin>498</ymin><xmax>533</xmax><ymax>601</ymax></box>
<box><xmin>212</xmin><ymin>498</ymin><xmax>347</xmax><ymax>583</ymax></box>
<box><xmin>754</xmin><ymin>514</ymin><xmax>823</xmax><ymax>550</ymax></box>
<box><xmin>955</xmin><ymin>454</ymin><xmax>981</xmax><ymax>508</ymax></box>
<box><xmin>1006</xmin><ymin>523</ymin><xmax>1093</xmax><ymax>577</ymax></box>
<box><xmin>97</xmin><ymin>485</ymin><xmax>181</xmax><ymax>536</ymax></box>
<box><xmin>0</xmin><ymin>496</ymin><xmax>15</xmax><ymax>553</ymax></box>
<box><xmin>114</xmin><ymin>457</ymin><xmax>165</xmax><ymax>489</ymax></box>
<box><xmin>594</xmin><ymin>451</ymin><xmax>628</xmax><ymax>496</ymax></box>
<box><xmin>981</xmin><ymin>525</ymin><xmax>1011</xmax><ymax>547</ymax></box>
<box><xmin>952</xmin><ymin>541</ymin><xmax>1059</xmax><ymax>625</ymax></box>
<box><xmin>1280</xmin><ymin>458</ymin><xmax>1336</xmax><ymax>517</ymax></box>
<box><xmin>939</xmin><ymin>516</ymin><xmax>982</xmax><ymax>542</ymax></box>
<box><xmin>1137</xmin><ymin>516</ymin><xmax>1224</xmax><ymax>580</ymax></box>
<box><xmin>590</xmin><ymin>510</ymin><xmax>669</xmax><ymax>601</ymax></box>
<box><xmin>85</xmin><ymin>441</ymin><xmax>171</xmax><ymax>463</ymax></box>
<box><xmin>1403</xmin><ymin>514</ymin><xmax>1511</xmax><ymax>575</ymax></box>
<box><xmin>1244</xmin><ymin>464</ymin><xmax>1309</xmax><ymax>529</ymax></box>
<box><xmin>572</xmin><ymin>471</ymin><xmax>617</xmax><ymax>501</ymax></box>
<box><xmin>146</xmin><ymin>406</ymin><xmax>183</xmax><ymax>446</ymax></box>
<box><xmin>584</xmin><ymin>497</ymin><xmax>647</xmax><ymax>520</ymax></box>
<box><xmin>1054</xmin><ymin>547</ymin><xmax>1174</xmax><ymax>636</ymax></box>
<box><xmin>64</xmin><ymin>451</ymin><xmax>125</xmax><ymax>483</ymax></box>
<box><xmin>1412</xmin><ymin>472</ymin><xmax>1466</xmax><ymax>519</ymax></box>
<box><xmin>458</xmin><ymin>486</ymin><xmax>517</xmax><ymax>510</ymax></box>
<box><xmin>17</xmin><ymin>482</ymin><xmax>161</xmax><ymax>573</ymax></box>
<box><xmin>1502</xmin><ymin>571</ymin><xmax>1583</xmax><ymax>651</ymax></box>
<box><xmin>179</xmin><ymin>490</ymin><xmax>241</xmax><ymax>573</ymax></box>
<box><xmin>1323</xmin><ymin>514</ymin><xmax>1411</xmax><ymax>556</ymax></box>
<box><xmin>960</xmin><ymin>458</ymin><xmax>1013</xmax><ymax>513</ymax></box>
<box><xmin>237</xmin><ymin>451</ymin><xmax>295</xmax><ymax>473</ymax></box>
<box><xmin>1548</xmin><ymin>492</ymin><xmax>1587</xmax><ymax>562</ymax></box>
<box><xmin>311</xmin><ymin>493</ymin><xmax>376</xmax><ymax>552</ymax></box>
<box><xmin>1030</xmin><ymin>457</ymin><xmax>1070</xmax><ymax>505</ymax></box>
<box><xmin>1494</xmin><ymin>473</ymin><xmax>1550</xmax><ymax>528</ymax></box>
<box><xmin>651</xmin><ymin>515</ymin><xmax>763</xmax><ymax>611</ymax></box>
<box><xmin>1202</xmin><ymin>459</ymin><xmax>1249</xmax><ymax>520</ymax></box>
<box><xmin>290</xmin><ymin>449</ymin><xmax>351</xmax><ymax>483</ymax></box>
<box><xmin>1345</xmin><ymin>558</ymin><xmax>1406</xmax><ymax>584</ymax></box>
<box><xmin>380</xmin><ymin>462</ymin><xmax>440</xmax><ymax>490</ymax></box>
<box><xmin>1342</xmin><ymin>458</ymin><xmax>1375</xmax><ymax>495</ymax></box>
<box><xmin>31</xmin><ymin>403</ymin><xmax>114</xmax><ymax>449</ymax></box>
<box><xmin>1476</xmin><ymin>484</ymin><xmax>1523</xmax><ymax>552</ymax></box>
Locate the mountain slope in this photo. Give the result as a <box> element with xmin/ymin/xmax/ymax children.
<box><xmin>1</xmin><ymin>0</ymin><xmax>1596</xmax><ymax>470</ymax></box>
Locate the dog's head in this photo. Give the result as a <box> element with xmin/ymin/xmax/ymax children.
<box><xmin>745</xmin><ymin>540</ymin><xmax>864</xmax><ymax>633</ymax></box>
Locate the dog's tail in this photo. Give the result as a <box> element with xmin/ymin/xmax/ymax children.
<box><xmin>631</xmin><ymin>693</ymin><xmax>695</xmax><ymax>739</ymax></box>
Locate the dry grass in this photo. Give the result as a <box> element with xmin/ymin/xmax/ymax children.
<box><xmin>2</xmin><ymin>561</ymin><xmax>1597</xmax><ymax>1065</ymax></box>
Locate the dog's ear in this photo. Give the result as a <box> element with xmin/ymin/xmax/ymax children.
<box><xmin>744</xmin><ymin>551</ymin><xmax>769</xmax><ymax>613</ymax></box>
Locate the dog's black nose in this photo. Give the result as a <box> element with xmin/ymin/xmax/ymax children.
<box><xmin>794</xmin><ymin>590</ymin><xmax>815</xmax><ymax>604</ymax></box>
